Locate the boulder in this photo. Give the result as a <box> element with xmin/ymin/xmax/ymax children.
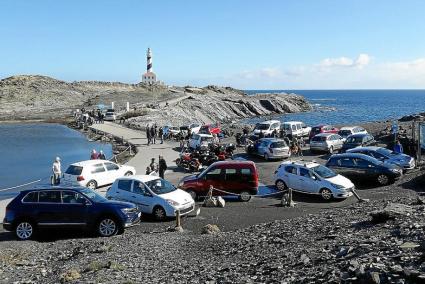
<box><xmin>217</xmin><ymin>196</ymin><xmax>226</xmax><ymax>208</ymax></box>
<box><xmin>201</xmin><ymin>224</ymin><xmax>220</xmax><ymax>235</ymax></box>
<box><xmin>370</xmin><ymin>203</ymin><xmax>413</xmax><ymax>223</ymax></box>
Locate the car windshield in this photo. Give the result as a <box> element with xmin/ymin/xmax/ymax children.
<box><xmin>255</xmin><ymin>124</ymin><xmax>270</xmax><ymax>130</ymax></box>
<box><xmin>65</xmin><ymin>165</ymin><xmax>83</xmax><ymax>175</ymax></box>
<box><xmin>145</xmin><ymin>179</ymin><xmax>177</xmax><ymax>195</ymax></box>
<box><xmin>201</xmin><ymin>137</ymin><xmax>213</xmax><ymax>142</ymax></box>
<box><xmin>271</xmin><ymin>141</ymin><xmax>286</xmax><ymax>148</ymax></box>
<box><xmin>311</xmin><ymin>165</ymin><xmax>337</xmax><ymax>178</ymax></box>
<box><xmin>346</xmin><ymin>136</ymin><xmax>363</xmax><ymax>143</ymax></box>
<box><xmin>312</xmin><ymin>136</ymin><xmax>327</xmax><ymax>142</ymax></box>
<box><xmin>80</xmin><ymin>188</ymin><xmax>108</xmax><ymax>203</ymax></box>
<box><xmin>376</xmin><ymin>148</ymin><xmax>397</xmax><ymax>156</ymax></box>
<box><xmin>338</xmin><ymin>130</ymin><xmax>352</xmax><ymax>137</ymax></box>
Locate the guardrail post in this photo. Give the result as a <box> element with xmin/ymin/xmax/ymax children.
<box><xmin>176</xmin><ymin>210</ymin><xmax>181</xmax><ymax>228</ymax></box>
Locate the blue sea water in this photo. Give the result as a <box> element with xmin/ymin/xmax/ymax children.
<box><xmin>245</xmin><ymin>90</ymin><xmax>425</xmax><ymax>126</ymax></box>
<box><xmin>0</xmin><ymin>123</ymin><xmax>112</xmax><ymax>198</ymax></box>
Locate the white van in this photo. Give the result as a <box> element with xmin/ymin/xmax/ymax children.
<box><xmin>282</xmin><ymin>121</ymin><xmax>311</xmax><ymax>138</ymax></box>
<box><xmin>253</xmin><ymin>120</ymin><xmax>281</xmax><ymax>137</ymax></box>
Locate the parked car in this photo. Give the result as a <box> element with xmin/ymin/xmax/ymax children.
<box><xmin>104</xmin><ymin>109</ymin><xmax>116</xmax><ymax>121</ymax></box>
<box><xmin>3</xmin><ymin>187</ymin><xmax>141</xmax><ymax>240</ymax></box>
<box><xmin>310</xmin><ymin>133</ymin><xmax>344</xmax><ymax>154</ymax></box>
<box><xmin>106</xmin><ymin>175</ymin><xmax>195</xmax><ymax>220</ymax></box>
<box><xmin>163</xmin><ymin>125</ymin><xmax>180</xmax><ymax>138</ymax></box>
<box><xmin>273</xmin><ymin>160</ymin><xmax>354</xmax><ymax>200</ymax></box>
<box><xmin>188</xmin><ymin>123</ymin><xmax>202</xmax><ymax>134</ymax></box>
<box><xmin>178</xmin><ymin>161</ymin><xmax>259</xmax><ymax>202</ymax></box>
<box><xmin>347</xmin><ymin>146</ymin><xmax>415</xmax><ymax>171</ymax></box>
<box><xmin>309</xmin><ymin>125</ymin><xmax>339</xmax><ymax>140</ymax></box>
<box><xmin>199</xmin><ymin>123</ymin><xmax>221</xmax><ymax>135</ymax></box>
<box><xmin>246</xmin><ymin>138</ymin><xmax>291</xmax><ymax>160</ymax></box>
<box><xmin>253</xmin><ymin>120</ymin><xmax>281</xmax><ymax>137</ymax></box>
<box><xmin>340</xmin><ymin>133</ymin><xmax>376</xmax><ymax>153</ymax></box>
<box><xmin>63</xmin><ymin>160</ymin><xmax>136</xmax><ymax>189</ymax></box>
<box><xmin>282</xmin><ymin>121</ymin><xmax>311</xmax><ymax>138</ymax></box>
<box><xmin>326</xmin><ymin>153</ymin><xmax>403</xmax><ymax>185</ymax></box>
<box><xmin>188</xmin><ymin>133</ymin><xmax>214</xmax><ymax>149</ymax></box>
<box><xmin>338</xmin><ymin>126</ymin><xmax>367</xmax><ymax>140</ymax></box>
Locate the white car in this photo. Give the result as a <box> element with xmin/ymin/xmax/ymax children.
<box><xmin>63</xmin><ymin>160</ymin><xmax>136</xmax><ymax>189</ymax></box>
<box><xmin>338</xmin><ymin>126</ymin><xmax>367</xmax><ymax>141</ymax></box>
<box><xmin>189</xmin><ymin>123</ymin><xmax>202</xmax><ymax>134</ymax></box>
<box><xmin>282</xmin><ymin>121</ymin><xmax>311</xmax><ymax>138</ymax></box>
<box><xmin>253</xmin><ymin>120</ymin><xmax>281</xmax><ymax>137</ymax></box>
<box><xmin>106</xmin><ymin>175</ymin><xmax>195</xmax><ymax>220</ymax></box>
<box><xmin>103</xmin><ymin>109</ymin><xmax>116</xmax><ymax>121</ymax></box>
<box><xmin>189</xmin><ymin>133</ymin><xmax>214</xmax><ymax>149</ymax></box>
<box><xmin>273</xmin><ymin>160</ymin><xmax>354</xmax><ymax>200</ymax></box>
<box><xmin>310</xmin><ymin>133</ymin><xmax>344</xmax><ymax>154</ymax></box>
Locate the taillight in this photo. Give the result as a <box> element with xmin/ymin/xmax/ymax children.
<box><xmin>77</xmin><ymin>176</ymin><xmax>85</xmax><ymax>181</ymax></box>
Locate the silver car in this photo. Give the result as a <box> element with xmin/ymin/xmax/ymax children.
<box><xmin>247</xmin><ymin>138</ymin><xmax>290</xmax><ymax>160</ymax></box>
<box><xmin>347</xmin><ymin>146</ymin><xmax>415</xmax><ymax>170</ymax></box>
<box><xmin>310</xmin><ymin>133</ymin><xmax>344</xmax><ymax>154</ymax></box>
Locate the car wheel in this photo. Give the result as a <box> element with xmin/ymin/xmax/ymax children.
<box><xmin>15</xmin><ymin>221</ymin><xmax>35</xmax><ymax>240</ymax></box>
<box><xmin>377</xmin><ymin>174</ymin><xmax>390</xmax><ymax>186</ymax></box>
<box><xmin>275</xmin><ymin>180</ymin><xmax>288</xmax><ymax>191</ymax></box>
<box><xmin>124</xmin><ymin>171</ymin><xmax>133</xmax><ymax>176</ymax></box>
<box><xmin>320</xmin><ymin>188</ymin><xmax>333</xmax><ymax>201</ymax></box>
<box><xmin>329</xmin><ymin>146</ymin><xmax>334</xmax><ymax>154</ymax></box>
<box><xmin>153</xmin><ymin>206</ymin><xmax>167</xmax><ymax>221</ymax></box>
<box><xmin>239</xmin><ymin>191</ymin><xmax>252</xmax><ymax>202</ymax></box>
<box><xmin>98</xmin><ymin>217</ymin><xmax>118</xmax><ymax>237</ymax></box>
<box><xmin>86</xmin><ymin>180</ymin><xmax>97</xmax><ymax>190</ymax></box>
<box><xmin>186</xmin><ymin>189</ymin><xmax>197</xmax><ymax>201</ymax></box>
<box><xmin>264</xmin><ymin>153</ymin><xmax>269</xmax><ymax>161</ymax></box>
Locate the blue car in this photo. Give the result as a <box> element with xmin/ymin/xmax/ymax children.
<box><xmin>3</xmin><ymin>187</ymin><xmax>141</xmax><ymax>240</ymax></box>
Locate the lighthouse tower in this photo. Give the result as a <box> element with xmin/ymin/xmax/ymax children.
<box><xmin>142</xmin><ymin>48</ymin><xmax>157</xmax><ymax>85</ymax></box>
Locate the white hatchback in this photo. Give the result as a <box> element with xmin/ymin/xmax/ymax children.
<box><xmin>63</xmin><ymin>160</ymin><xmax>136</xmax><ymax>189</ymax></box>
<box><xmin>106</xmin><ymin>175</ymin><xmax>195</xmax><ymax>220</ymax></box>
<box><xmin>273</xmin><ymin>160</ymin><xmax>354</xmax><ymax>200</ymax></box>
<box><xmin>189</xmin><ymin>133</ymin><xmax>214</xmax><ymax>149</ymax></box>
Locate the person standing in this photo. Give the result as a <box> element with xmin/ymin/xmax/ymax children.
<box><xmin>159</xmin><ymin>127</ymin><xmax>164</xmax><ymax>144</ymax></box>
<box><xmin>150</xmin><ymin>158</ymin><xmax>158</xmax><ymax>172</ymax></box>
<box><xmin>98</xmin><ymin>150</ymin><xmax>106</xmax><ymax>160</ymax></box>
<box><xmin>146</xmin><ymin>125</ymin><xmax>151</xmax><ymax>145</ymax></box>
<box><xmin>90</xmin><ymin>149</ymin><xmax>98</xmax><ymax>159</ymax></box>
<box><xmin>52</xmin><ymin>157</ymin><xmax>61</xmax><ymax>185</ymax></box>
<box><xmin>151</xmin><ymin>126</ymin><xmax>156</xmax><ymax>144</ymax></box>
<box><xmin>158</xmin><ymin>155</ymin><xmax>167</xmax><ymax>179</ymax></box>
<box><xmin>394</xmin><ymin>140</ymin><xmax>404</xmax><ymax>154</ymax></box>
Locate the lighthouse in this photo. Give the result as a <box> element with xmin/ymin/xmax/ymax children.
<box><xmin>142</xmin><ymin>48</ymin><xmax>157</xmax><ymax>85</ymax></box>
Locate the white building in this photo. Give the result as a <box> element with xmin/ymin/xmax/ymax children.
<box><xmin>142</xmin><ymin>48</ymin><xmax>157</xmax><ymax>84</ymax></box>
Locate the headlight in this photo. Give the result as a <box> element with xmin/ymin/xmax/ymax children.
<box><xmin>166</xmin><ymin>199</ymin><xmax>180</xmax><ymax>206</ymax></box>
<box><xmin>121</xmin><ymin>208</ymin><xmax>137</xmax><ymax>214</ymax></box>
<box><xmin>390</xmin><ymin>168</ymin><xmax>400</xmax><ymax>173</ymax></box>
<box><xmin>331</xmin><ymin>183</ymin><xmax>345</xmax><ymax>190</ymax></box>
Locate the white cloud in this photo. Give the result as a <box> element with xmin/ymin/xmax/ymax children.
<box><xmin>355</xmin><ymin>53</ymin><xmax>371</xmax><ymax>68</ymax></box>
<box><xmin>319</xmin><ymin>54</ymin><xmax>371</xmax><ymax>69</ymax></box>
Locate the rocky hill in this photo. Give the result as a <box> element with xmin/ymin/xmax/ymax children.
<box><xmin>0</xmin><ymin>75</ymin><xmax>311</xmax><ymax>123</ymax></box>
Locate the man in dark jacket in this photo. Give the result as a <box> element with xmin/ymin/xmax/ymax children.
<box><xmin>151</xmin><ymin>126</ymin><xmax>156</xmax><ymax>144</ymax></box>
<box><xmin>158</xmin><ymin>155</ymin><xmax>167</xmax><ymax>179</ymax></box>
<box><xmin>146</xmin><ymin>125</ymin><xmax>151</xmax><ymax>145</ymax></box>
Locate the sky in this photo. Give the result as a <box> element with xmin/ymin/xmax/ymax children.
<box><xmin>1</xmin><ymin>0</ymin><xmax>425</xmax><ymax>89</ymax></box>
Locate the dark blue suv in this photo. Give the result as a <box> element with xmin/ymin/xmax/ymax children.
<box><xmin>3</xmin><ymin>187</ymin><xmax>141</xmax><ymax>240</ymax></box>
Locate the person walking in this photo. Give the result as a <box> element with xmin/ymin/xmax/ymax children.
<box><xmin>146</xmin><ymin>125</ymin><xmax>151</xmax><ymax>145</ymax></box>
<box><xmin>98</xmin><ymin>150</ymin><xmax>106</xmax><ymax>160</ymax></box>
<box><xmin>150</xmin><ymin>126</ymin><xmax>156</xmax><ymax>144</ymax></box>
<box><xmin>159</xmin><ymin>127</ymin><xmax>164</xmax><ymax>144</ymax></box>
<box><xmin>52</xmin><ymin>157</ymin><xmax>61</xmax><ymax>185</ymax></box>
<box><xmin>158</xmin><ymin>155</ymin><xmax>167</xmax><ymax>179</ymax></box>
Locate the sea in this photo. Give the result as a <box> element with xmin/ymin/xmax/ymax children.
<box><xmin>0</xmin><ymin>123</ymin><xmax>112</xmax><ymax>199</ymax></box>
<box><xmin>245</xmin><ymin>90</ymin><xmax>425</xmax><ymax>126</ymax></box>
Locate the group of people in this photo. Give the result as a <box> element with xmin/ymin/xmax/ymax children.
<box><xmin>146</xmin><ymin>124</ymin><xmax>165</xmax><ymax>145</ymax></box>
<box><xmin>90</xmin><ymin>149</ymin><xmax>106</xmax><ymax>160</ymax></box>
<box><xmin>146</xmin><ymin>156</ymin><xmax>168</xmax><ymax>179</ymax></box>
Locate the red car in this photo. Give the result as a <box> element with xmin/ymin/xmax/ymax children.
<box><xmin>178</xmin><ymin>161</ymin><xmax>258</xmax><ymax>202</ymax></box>
<box><xmin>309</xmin><ymin>124</ymin><xmax>339</xmax><ymax>140</ymax></box>
<box><xmin>199</xmin><ymin>123</ymin><xmax>221</xmax><ymax>135</ymax></box>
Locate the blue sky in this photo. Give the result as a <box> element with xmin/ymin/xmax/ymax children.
<box><xmin>1</xmin><ymin>0</ymin><xmax>425</xmax><ymax>89</ymax></box>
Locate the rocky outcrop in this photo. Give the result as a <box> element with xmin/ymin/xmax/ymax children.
<box><xmin>127</xmin><ymin>88</ymin><xmax>312</xmax><ymax>127</ymax></box>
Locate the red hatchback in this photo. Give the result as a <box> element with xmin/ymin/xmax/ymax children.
<box><xmin>178</xmin><ymin>161</ymin><xmax>259</xmax><ymax>202</ymax></box>
<box><xmin>199</xmin><ymin>123</ymin><xmax>221</xmax><ymax>135</ymax></box>
<box><xmin>309</xmin><ymin>124</ymin><xmax>339</xmax><ymax>140</ymax></box>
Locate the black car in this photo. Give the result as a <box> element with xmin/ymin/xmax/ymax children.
<box><xmin>326</xmin><ymin>153</ymin><xmax>403</xmax><ymax>186</ymax></box>
<box><xmin>340</xmin><ymin>133</ymin><xmax>376</xmax><ymax>153</ymax></box>
<box><xmin>3</xmin><ymin>187</ymin><xmax>140</xmax><ymax>240</ymax></box>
